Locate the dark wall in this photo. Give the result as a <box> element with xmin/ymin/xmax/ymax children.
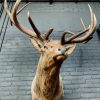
<box><xmin>1</xmin><ymin>0</ymin><xmax>100</xmax><ymax>2</ymax></box>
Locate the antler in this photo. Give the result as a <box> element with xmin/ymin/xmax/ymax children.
<box><xmin>10</xmin><ymin>2</ymin><xmax>30</xmax><ymax>26</ymax></box>
<box><xmin>4</xmin><ymin>0</ymin><xmax>53</xmax><ymax>41</ymax></box>
<box><xmin>61</xmin><ymin>4</ymin><xmax>97</xmax><ymax>45</ymax></box>
<box><xmin>27</xmin><ymin>11</ymin><xmax>54</xmax><ymax>41</ymax></box>
<box><xmin>4</xmin><ymin>0</ymin><xmax>44</xmax><ymax>41</ymax></box>
<box><xmin>44</xmin><ymin>28</ymin><xmax>53</xmax><ymax>40</ymax></box>
<box><xmin>27</xmin><ymin>11</ymin><xmax>45</xmax><ymax>41</ymax></box>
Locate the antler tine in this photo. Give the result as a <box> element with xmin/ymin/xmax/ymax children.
<box><xmin>61</xmin><ymin>30</ymin><xmax>76</xmax><ymax>45</ymax></box>
<box><xmin>28</xmin><ymin>11</ymin><xmax>53</xmax><ymax>41</ymax></box>
<box><xmin>4</xmin><ymin>0</ymin><xmax>39</xmax><ymax>39</ymax></box>
<box><xmin>10</xmin><ymin>2</ymin><xmax>30</xmax><ymax>26</ymax></box>
<box><xmin>61</xmin><ymin>27</ymin><xmax>89</xmax><ymax>45</ymax></box>
<box><xmin>44</xmin><ymin>28</ymin><xmax>53</xmax><ymax>40</ymax></box>
<box><xmin>4</xmin><ymin>0</ymin><xmax>14</xmax><ymax>23</ymax></box>
<box><xmin>80</xmin><ymin>18</ymin><xmax>86</xmax><ymax>29</ymax></box>
<box><xmin>27</xmin><ymin>11</ymin><xmax>44</xmax><ymax>41</ymax></box>
<box><xmin>61</xmin><ymin>4</ymin><xmax>97</xmax><ymax>45</ymax></box>
<box><xmin>17</xmin><ymin>2</ymin><xmax>30</xmax><ymax>15</ymax></box>
<box><xmin>80</xmin><ymin>17</ymin><xmax>93</xmax><ymax>44</ymax></box>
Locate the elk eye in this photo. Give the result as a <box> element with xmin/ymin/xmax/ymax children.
<box><xmin>58</xmin><ymin>48</ymin><xmax>61</xmax><ymax>51</ymax></box>
<box><xmin>44</xmin><ymin>46</ymin><xmax>48</xmax><ymax>49</ymax></box>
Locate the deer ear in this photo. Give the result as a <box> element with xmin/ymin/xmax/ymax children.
<box><xmin>31</xmin><ymin>38</ymin><xmax>43</xmax><ymax>52</ymax></box>
<box><xmin>66</xmin><ymin>44</ymin><xmax>76</xmax><ymax>55</ymax></box>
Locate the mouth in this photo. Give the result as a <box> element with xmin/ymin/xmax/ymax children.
<box><xmin>53</xmin><ymin>54</ymin><xmax>66</xmax><ymax>61</ymax></box>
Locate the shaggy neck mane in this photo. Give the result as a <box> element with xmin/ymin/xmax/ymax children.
<box><xmin>34</xmin><ymin>55</ymin><xmax>63</xmax><ymax>99</ymax></box>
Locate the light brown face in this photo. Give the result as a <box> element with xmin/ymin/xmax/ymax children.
<box><xmin>42</xmin><ymin>40</ymin><xmax>67</xmax><ymax>61</ymax></box>
<box><xmin>31</xmin><ymin>39</ymin><xmax>76</xmax><ymax>62</ymax></box>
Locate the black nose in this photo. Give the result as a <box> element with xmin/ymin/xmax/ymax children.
<box><xmin>58</xmin><ymin>48</ymin><xmax>66</xmax><ymax>54</ymax></box>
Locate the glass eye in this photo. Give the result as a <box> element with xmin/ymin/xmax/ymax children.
<box><xmin>44</xmin><ymin>46</ymin><xmax>48</xmax><ymax>49</ymax></box>
<box><xmin>58</xmin><ymin>48</ymin><xmax>61</xmax><ymax>51</ymax></box>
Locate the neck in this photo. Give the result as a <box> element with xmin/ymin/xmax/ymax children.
<box><xmin>34</xmin><ymin>55</ymin><xmax>62</xmax><ymax>99</ymax></box>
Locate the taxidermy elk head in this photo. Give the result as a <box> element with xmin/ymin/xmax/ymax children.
<box><xmin>4</xmin><ymin>0</ymin><xmax>97</xmax><ymax>100</ymax></box>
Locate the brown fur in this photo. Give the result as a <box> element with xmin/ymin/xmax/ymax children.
<box><xmin>31</xmin><ymin>40</ymin><xmax>76</xmax><ymax>100</ymax></box>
